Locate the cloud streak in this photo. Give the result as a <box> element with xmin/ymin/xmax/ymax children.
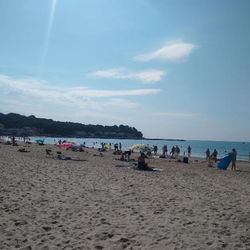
<box><xmin>134</xmin><ymin>41</ymin><xmax>197</xmax><ymax>62</ymax></box>
<box><xmin>93</xmin><ymin>68</ymin><xmax>165</xmax><ymax>83</ymax></box>
<box><xmin>41</xmin><ymin>0</ymin><xmax>57</xmax><ymax>68</ymax></box>
<box><xmin>0</xmin><ymin>74</ymin><xmax>160</xmax><ymax>107</ymax></box>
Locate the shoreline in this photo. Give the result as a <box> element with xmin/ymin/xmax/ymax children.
<box><xmin>1</xmin><ymin>136</ymin><xmax>249</xmax><ymax>161</ymax></box>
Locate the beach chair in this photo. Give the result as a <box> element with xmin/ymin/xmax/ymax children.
<box><xmin>45</xmin><ymin>149</ymin><xmax>53</xmax><ymax>157</ymax></box>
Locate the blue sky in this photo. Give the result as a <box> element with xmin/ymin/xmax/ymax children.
<box><xmin>0</xmin><ymin>0</ymin><xmax>249</xmax><ymax>141</ymax></box>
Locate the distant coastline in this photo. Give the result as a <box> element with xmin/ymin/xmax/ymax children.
<box><xmin>0</xmin><ymin>112</ymin><xmax>143</xmax><ymax>140</ymax></box>
<box><xmin>144</xmin><ymin>138</ymin><xmax>186</xmax><ymax>142</ymax></box>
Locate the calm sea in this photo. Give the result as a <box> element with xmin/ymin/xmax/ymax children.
<box><xmin>17</xmin><ymin>137</ymin><xmax>250</xmax><ymax>161</ymax></box>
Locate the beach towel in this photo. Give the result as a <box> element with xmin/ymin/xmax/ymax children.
<box><xmin>59</xmin><ymin>142</ymin><xmax>74</xmax><ymax>148</ymax></box>
<box><xmin>151</xmin><ymin>168</ymin><xmax>163</xmax><ymax>172</ymax></box>
<box><xmin>36</xmin><ymin>139</ymin><xmax>44</xmax><ymax>144</ymax></box>
<box><xmin>58</xmin><ymin>155</ymin><xmax>86</xmax><ymax>161</ymax></box>
<box><xmin>136</xmin><ymin>167</ymin><xmax>163</xmax><ymax>172</ymax></box>
<box><xmin>218</xmin><ymin>153</ymin><xmax>233</xmax><ymax>170</ymax></box>
<box><xmin>115</xmin><ymin>164</ymin><xmax>134</xmax><ymax>169</ymax></box>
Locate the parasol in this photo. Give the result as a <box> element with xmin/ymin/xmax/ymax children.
<box><xmin>129</xmin><ymin>144</ymin><xmax>153</xmax><ymax>153</ymax></box>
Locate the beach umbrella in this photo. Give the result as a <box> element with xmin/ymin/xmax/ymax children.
<box><xmin>129</xmin><ymin>144</ymin><xmax>153</xmax><ymax>153</ymax></box>
<box><xmin>218</xmin><ymin>153</ymin><xmax>233</xmax><ymax>170</ymax></box>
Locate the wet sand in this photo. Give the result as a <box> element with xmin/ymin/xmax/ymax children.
<box><xmin>0</xmin><ymin>142</ymin><xmax>250</xmax><ymax>250</ymax></box>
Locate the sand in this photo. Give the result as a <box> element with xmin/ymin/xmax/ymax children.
<box><xmin>0</xmin><ymin>142</ymin><xmax>250</xmax><ymax>250</ymax></box>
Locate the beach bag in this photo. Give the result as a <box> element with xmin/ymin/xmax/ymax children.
<box><xmin>183</xmin><ymin>157</ymin><xmax>188</xmax><ymax>163</ymax></box>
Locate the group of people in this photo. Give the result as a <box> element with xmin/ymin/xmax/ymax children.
<box><xmin>114</xmin><ymin>143</ymin><xmax>122</xmax><ymax>151</ymax></box>
<box><xmin>206</xmin><ymin>148</ymin><xmax>218</xmax><ymax>161</ymax></box>
<box><xmin>170</xmin><ymin>145</ymin><xmax>182</xmax><ymax>157</ymax></box>
<box><xmin>206</xmin><ymin>148</ymin><xmax>237</xmax><ymax>170</ymax></box>
<box><xmin>153</xmin><ymin>144</ymin><xmax>192</xmax><ymax>158</ymax></box>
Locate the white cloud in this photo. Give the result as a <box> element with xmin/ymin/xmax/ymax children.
<box><xmin>103</xmin><ymin>98</ymin><xmax>138</xmax><ymax>109</ymax></box>
<box><xmin>93</xmin><ymin>68</ymin><xmax>165</xmax><ymax>83</ymax></box>
<box><xmin>0</xmin><ymin>74</ymin><xmax>160</xmax><ymax>109</ymax></box>
<box><xmin>134</xmin><ymin>41</ymin><xmax>197</xmax><ymax>62</ymax></box>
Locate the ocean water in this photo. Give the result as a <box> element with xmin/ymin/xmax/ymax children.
<box><xmin>18</xmin><ymin>137</ymin><xmax>250</xmax><ymax>161</ymax></box>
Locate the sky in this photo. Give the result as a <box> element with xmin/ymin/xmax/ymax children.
<box><xmin>0</xmin><ymin>0</ymin><xmax>249</xmax><ymax>141</ymax></box>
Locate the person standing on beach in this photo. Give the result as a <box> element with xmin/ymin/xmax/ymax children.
<box><xmin>231</xmin><ymin>148</ymin><xmax>237</xmax><ymax>171</ymax></box>
<box><xmin>162</xmin><ymin>145</ymin><xmax>167</xmax><ymax>157</ymax></box>
<box><xmin>171</xmin><ymin>146</ymin><xmax>175</xmax><ymax>156</ymax></box>
<box><xmin>12</xmin><ymin>136</ymin><xmax>16</xmax><ymax>146</ymax></box>
<box><xmin>211</xmin><ymin>149</ymin><xmax>218</xmax><ymax>162</ymax></box>
<box><xmin>154</xmin><ymin>145</ymin><xmax>158</xmax><ymax>155</ymax></box>
<box><xmin>176</xmin><ymin>146</ymin><xmax>180</xmax><ymax>156</ymax></box>
<box><xmin>206</xmin><ymin>148</ymin><xmax>210</xmax><ymax>160</ymax></box>
<box><xmin>187</xmin><ymin>145</ymin><xmax>191</xmax><ymax>157</ymax></box>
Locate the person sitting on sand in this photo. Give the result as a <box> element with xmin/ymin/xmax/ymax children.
<box><xmin>120</xmin><ymin>153</ymin><xmax>126</xmax><ymax>161</ymax></box>
<box><xmin>137</xmin><ymin>152</ymin><xmax>153</xmax><ymax>171</ymax></box>
<box><xmin>123</xmin><ymin>150</ymin><xmax>131</xmax><ymax>161</ymax></box>
<box><xmin>18</xmin><ymin>148</ymin><xmax>29</xmax><ymax>152</ymax></box>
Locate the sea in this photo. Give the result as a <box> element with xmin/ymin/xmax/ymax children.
<box><xmin>5</xmin><ymin>136</ymin><xmax>249</xmax><ymax>161</ymax></box>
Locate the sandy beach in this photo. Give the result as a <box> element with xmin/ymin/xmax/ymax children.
<box><xmin>0</xmin><ymin>142</ymin><xmax>250</xmax><ymax>250</ymax></box>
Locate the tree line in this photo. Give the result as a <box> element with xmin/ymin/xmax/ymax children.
<box><xmin>0</xmin><ymin>113</ymin><xmax>143</xmax><ymax>139</ymax></box>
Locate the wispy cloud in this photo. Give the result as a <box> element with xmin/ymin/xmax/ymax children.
<box><xmin>0</xmin><ymin>74</ymin><xmax>160</xmax><ymax>108</ymax></box>
<box><xmin>41</xmin><ymin>0</ymin><xmax>57</xmax><ymax>66</ymax></box>
<box><xmin>134</xmin><ymin>41</ymin><xmax>197</xmax><ymax>62</ymax></box>
<box><xmin>155</xmin><ymin>112</ymin><xmax>199</xmax><ymax>118</ymax></box>
<box><xmin>93</xmin><ymin>68</ymin><xmax>165</xmax><ymax>83</ymax></box>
